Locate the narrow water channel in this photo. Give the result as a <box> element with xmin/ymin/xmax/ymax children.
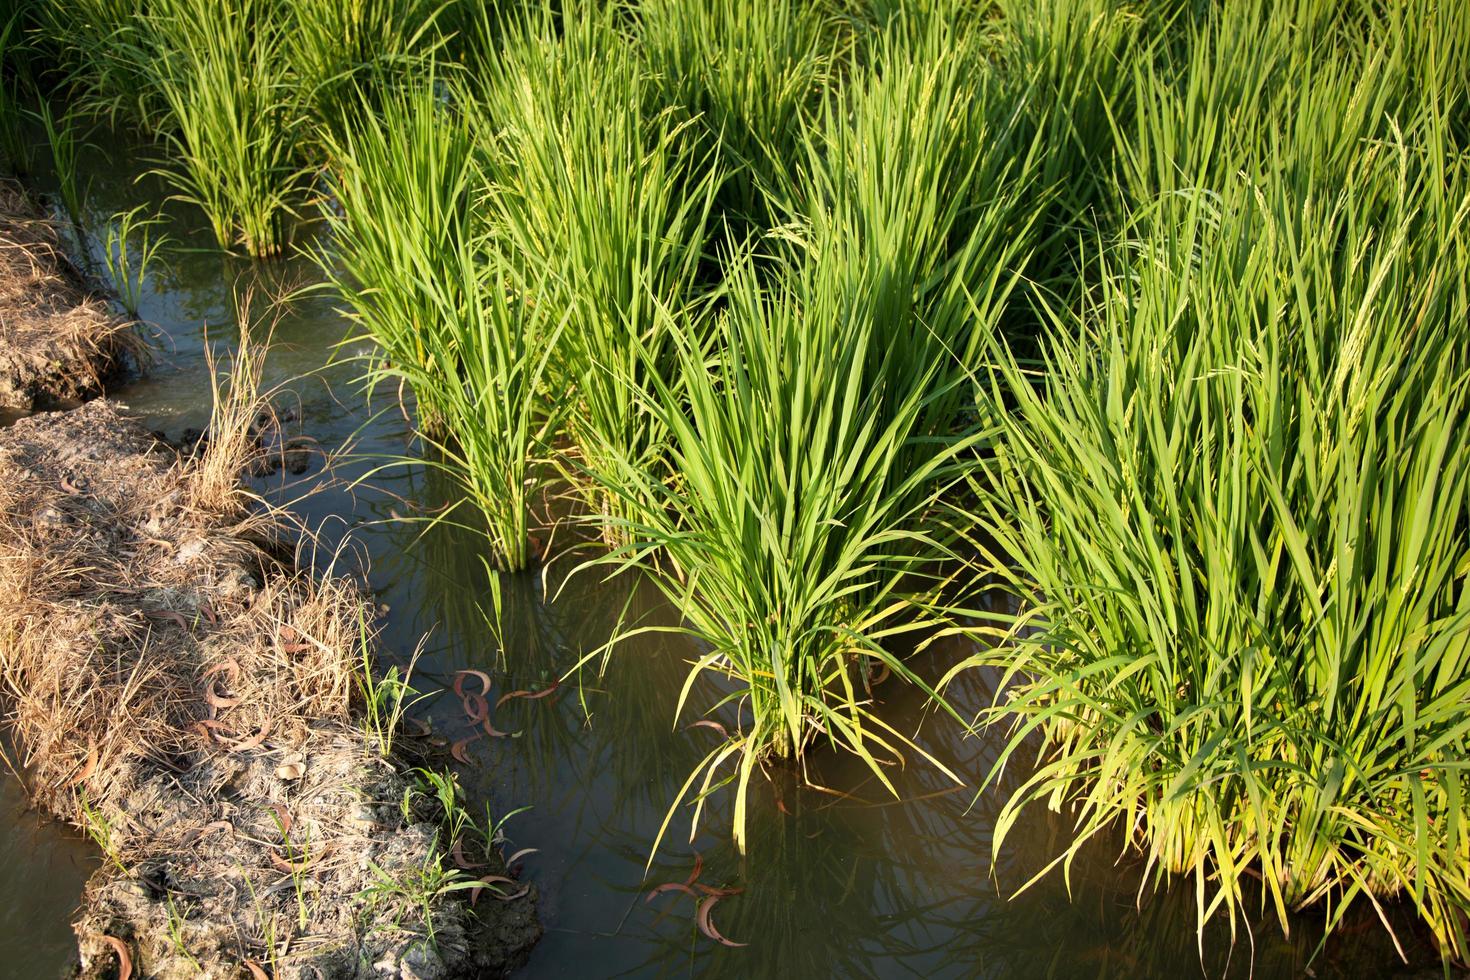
<box><xmin>1</xmin><ymin>135</ymin><xmax>1441</xmax><ymax>979</ymax></box>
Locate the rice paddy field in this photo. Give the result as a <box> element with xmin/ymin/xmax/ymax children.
<box><xmin>2</xmin><ymin>0</ymin><xmax>1468</xmax><ymax>976</ymax></box>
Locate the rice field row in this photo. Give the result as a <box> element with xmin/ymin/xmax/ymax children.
<box><xmin>6</xmin><ymin>0</ymin><xmax>1468</xmax><ymax>965</ymax></box>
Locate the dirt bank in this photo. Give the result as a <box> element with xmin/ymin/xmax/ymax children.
<box><xmin>0</xmin><ymin>179</ymin><xmax>137</xmax><ymax>410</ymax></box>
<box><xmin>0</xmin><ymin>185</ymin><xmax>539</xmax><ymax>977</ymax></box>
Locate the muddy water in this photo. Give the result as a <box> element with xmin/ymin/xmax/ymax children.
<box><xmin>2</xmin><ymin>137</ymin><xmax>1440</xmax><ymax>978</ymax></box>
<box><xmin>0</xmin><ymin>764</ymin><xmax>97</xmax><ymax>977</ymax></box>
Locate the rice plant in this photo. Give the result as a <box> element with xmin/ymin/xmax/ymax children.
<box><xmin>635</xmin><ymin>0</ymin><xmax>843</xmax><ymax>239</ymax></box>
<box><xmin>470</xmin><ymin>8</ymin><xmax>720</xmax><ymax>546</ymax></box>
<box><xmin>582</xmin><ymin>25</ymin><xmax>1053</xmax><ymax>852</ymax></box>
<box><xmin>324</xmin><ymin>78</ymin><xmax>564</xmax><ymax>570</ymax></box>
<box><xmin>280</xmin><ymin>0</ymin><xmax>448</xmax><ymax>149</ymax></box>
<box><xmin>996</xmin><ymin>0</ymin><xmax>1141</xmax><ymax>273</ymax></box>
<box><xmin>957</xmin><ymin>1</ymin><xmax>1470</xmax><ymax>959</ymax></box>
<box><xmin>0</xmin><ymin>6</ymin><xmax>34</xmax><ymax>172</ymax></box>
<box><xmin>22</xmin><ymin>0</ymin><xmax>1466</xmax><ymax>965</ymax></box>
<box><xmin>34</xmin><ymin>100</ymin><xmax>90</xmax><ymax>234</ymax></box>
<box><xmin>26</xmin><ymin>0</ymin><xmax>157</xmax><ymax>125</ymax></box>
<box><xmin>131</xmin><ymin>0</ymin><xmax>306</xmax><ymax>256</ymax></box>
<box><xmin>102</xmin><ymin>204</ymin><xmax>171</xmax><ymax>319</ymax></box>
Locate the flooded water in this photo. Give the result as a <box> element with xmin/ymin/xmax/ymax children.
<box><xmin>0</xmin><ymin>133</ymin><xmax>1446</xmax><ymax>978</ymax></box>
<box><xmin>0</xmin><ymin>762</ymin><xmax>97</xmax><ymax>978</ymax></box>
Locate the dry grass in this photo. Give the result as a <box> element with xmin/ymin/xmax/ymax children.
<box><xmin>0</xmin><ymin>399</ymin><xmax>537</xmax><ymax>978</ymax></box>
<box><xmin>190</xmin><ymin>305</ymin><xmax>275</xmax><ymax>519</ymax></box>
<box><xmin>0</xmin><ymin>177</ymin><xmax>144</xmax><ymax>409</ymax></box>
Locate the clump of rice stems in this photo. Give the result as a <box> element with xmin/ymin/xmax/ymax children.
<box><xmin>102</xmin><ymin>203</ymin><xmax>170</xmax><ymax>319</ymax></box>
<box><xmin>319</xmin><ymin>78</ymin><xmax>478</xmax><ymax>401</ymax></box>
<box><xmin>584</xmin><ymin>26</ymin><xmax>1049</xmax><ymax>852</ymax></box>
<box><xmin>782</xmin><ymin>24</ymin><xmax>1046</xmax><ymax>426</ymax></box>
<box><xmin>132</xmin><ymin>0</ymin><xmax>305</xmax><ymax>256</ymax></box>
<box><xmin>589</xmin><ymin>265</ymin><xmax>973</xmax><ymax>856</ymax></box>
<box><xmin>324</xmin><ymin>77</ymin><xmax>564</xmax><ymax>571</ymax></box>
<box><xmin>996</xmin><ymin>0</ymin><xmax>1142</xmax><ymax>266</ymax></box>
<box><xmin>848</xmin><ymin>0</ymin><xmax>993</xmax><ymax>47</ymax></box>
<box><xmin>280</xmin><ymin>0</ymin><xmax>447</xmax><ymax>149</ymax></box>
<box><xmin>25</xmin><ymin>0</ymin><xmax>157</xmax><ymax>125</ymax></box>
<box><xmin>471</xmin><ymin>8</ymin><xmax>720</xmax><ymax>548</ymax></box>
<box><xmin>957</xmin><ymin>2</ymin><xmax>1470</xmax><ymax>960</ymax></box>
<box><xmin>34</xmin><ymin>100</ymin><xmax>91</xmax><ymax>235</ymax></box>
<box><xmin>635</xmin><ymin>0</ymin><xmax>843</xmax><ymax>238</ymax></box>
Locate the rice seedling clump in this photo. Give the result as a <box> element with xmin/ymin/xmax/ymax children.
<box><xmin>959</xmin><ymin>0</ymin><xmax>1470</xmax><ymax>961</ymax></box>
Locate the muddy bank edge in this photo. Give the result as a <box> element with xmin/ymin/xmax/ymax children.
<box><xmin>0</xmin><ymin>184</ymin><xmax>539</xmax><ymax>978</ymax></box>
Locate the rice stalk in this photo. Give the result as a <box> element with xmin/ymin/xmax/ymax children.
<box><xmin>580</xmin><ymin>24</ymin><xmax>1051</xmax><ymax>851</ymax></box>
<box><xmin>131</xmin><ymin>0</ymin><xmax>306</xmax><ymax>256</ymax></box>
<box><xmin>470</xmin><ymin>8</ymin><xmax>721</xmax><ymax>547</ymax></box>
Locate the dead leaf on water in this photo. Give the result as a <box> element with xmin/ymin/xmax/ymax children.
<box><xmin>495</xmin><ymin>680</ymin><xmax>559</xmax><ymax>709</ymax></box>
<box><xmin>696</xmin><ymin>896</ymin><xmax>748</xmax><ymax>948</ymax></box>
<box><xmin>644</xmin><ymin>882</ymin><xmax>696</xmax><ymax>903</ymax></box>
<box><xmin>452</xmin><ymin>669</ymin><xmax>491</xmax><ymax>699</ymax></box>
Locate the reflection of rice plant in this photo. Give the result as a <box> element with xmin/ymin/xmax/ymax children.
<box><xmin>102</xmin><ymin>204</ymin><xmax>171</xmax><ymax>319</ymax></box>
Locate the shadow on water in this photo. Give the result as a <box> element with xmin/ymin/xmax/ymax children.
<box><xmin>1</xmin><ymin>127</ymin><xmax>1448</xmax><ymax>978</ymax></box>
